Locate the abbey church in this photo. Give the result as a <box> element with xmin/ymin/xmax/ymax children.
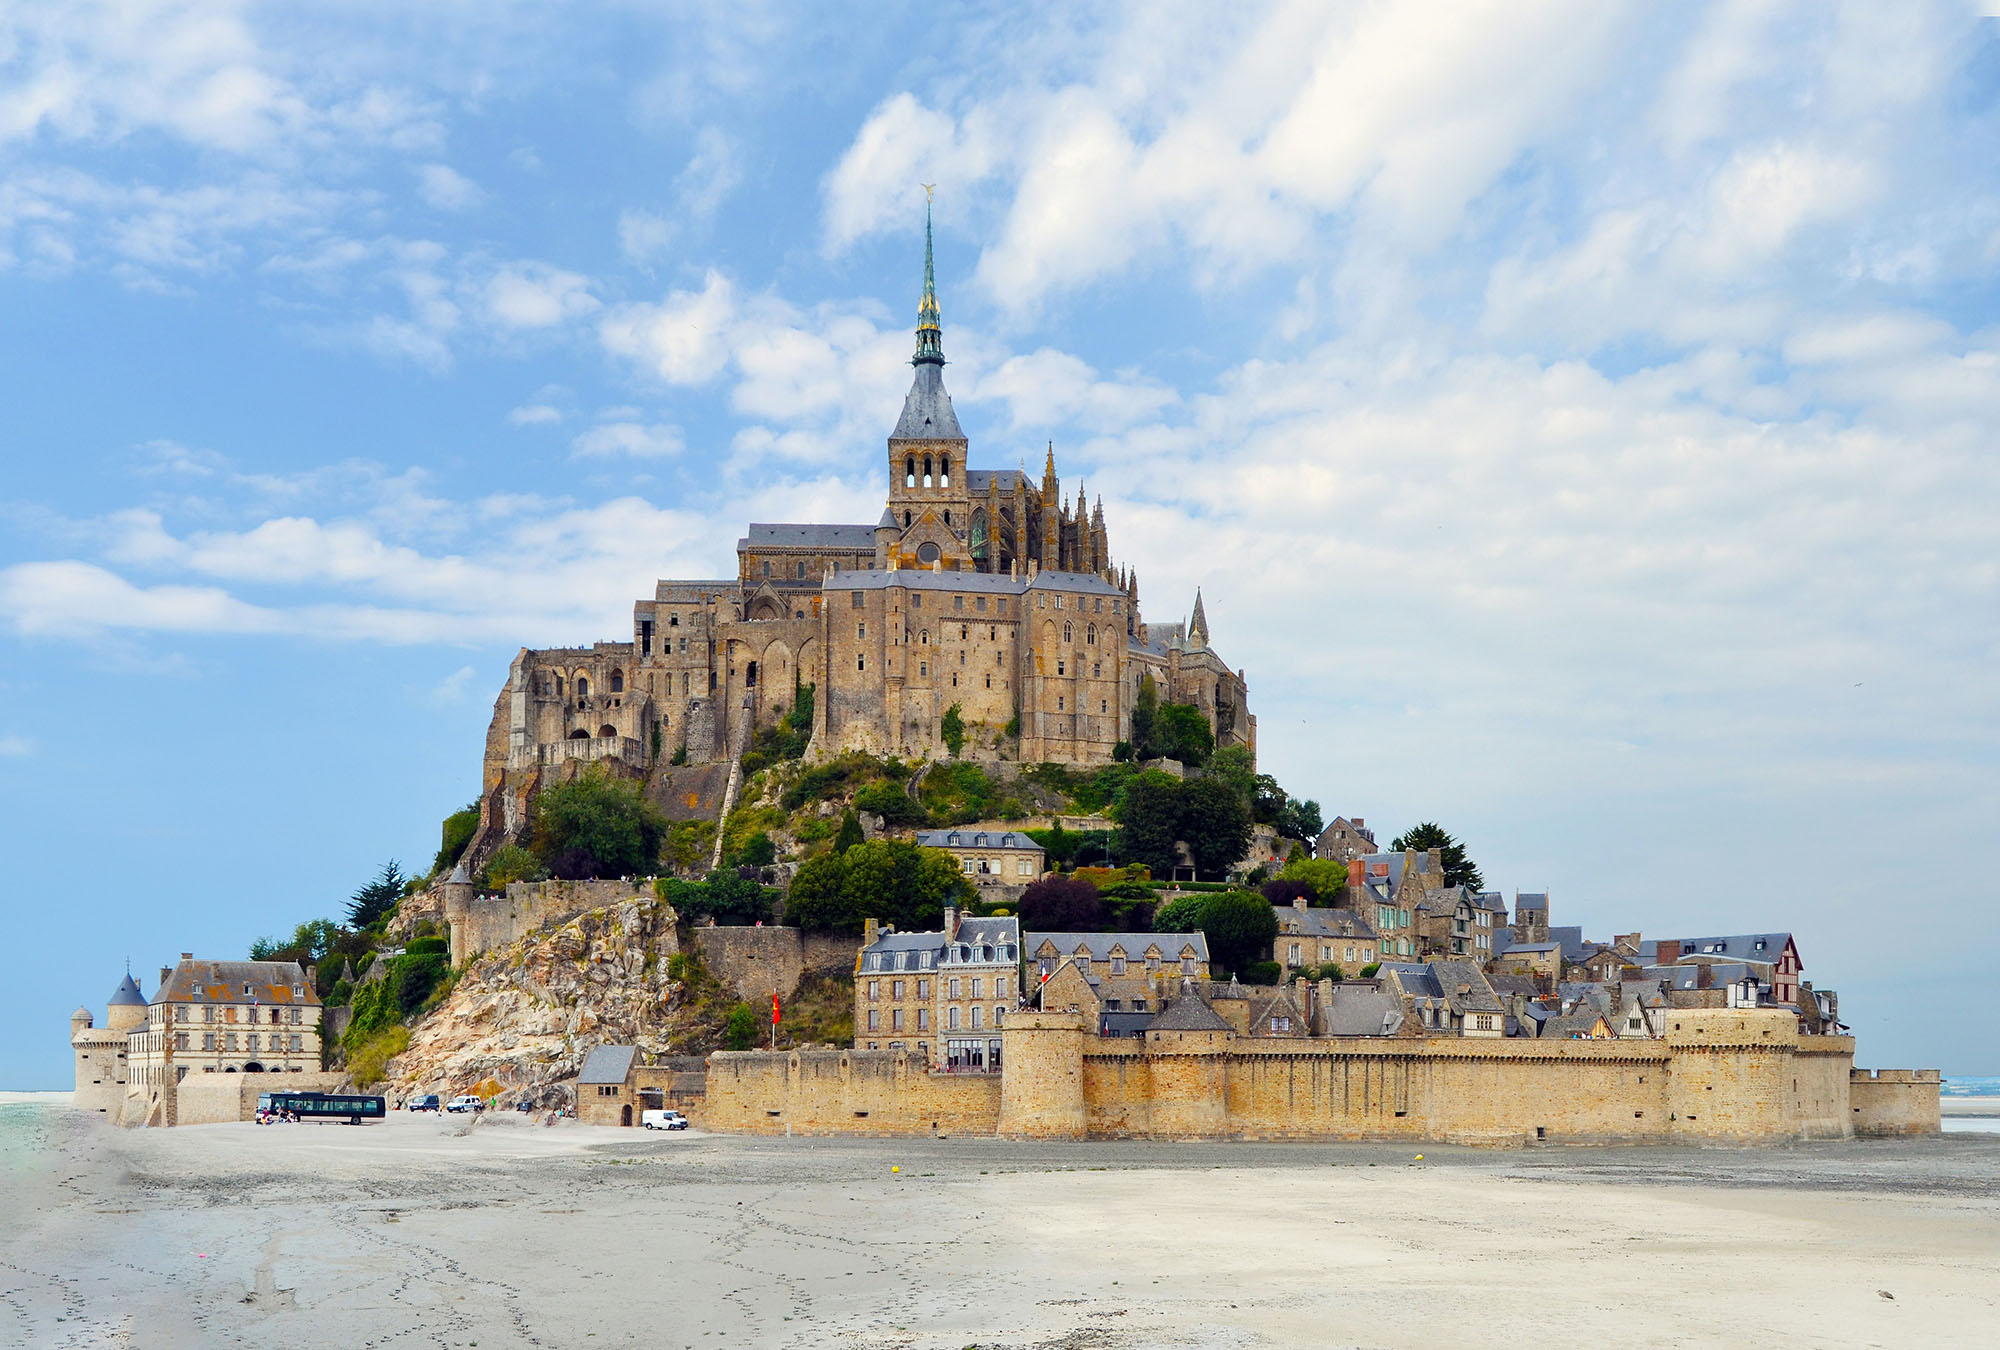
<box><xmin>477</xmin><ymin>210</ymin><xmax>1252</xmax><ymax>841</ymax></box>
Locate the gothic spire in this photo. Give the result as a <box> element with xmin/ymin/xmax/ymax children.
<box><xmin>1189</xmin><ymin>587</ymin><xmax>1210</xmax><ymax>648</ymax></box>
<box><xmin>913</xmin><ymin>192</ymin><xmax>944</xmax><ymax>368</ymax></box>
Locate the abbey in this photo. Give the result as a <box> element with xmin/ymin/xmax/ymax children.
<box><xmin>478</xmin><ymin>211</ymin><xmax>1253</xmax><ymax>834</ymax></box>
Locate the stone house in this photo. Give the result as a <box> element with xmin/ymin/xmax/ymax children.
<box><xmin>855</xmin><ymin>910</ymin><xmax>1020</xmax><ymax>1067</ymax></box>
<box><xmin>125</xmin><ymin>955</ymin><xmax>322</xmax><ymax>1094</ymax></box>
<box><xmin>1348</xmin><ymin>849</ymin><xmax>1441</xmax><ymax>962</ymax></box>
<box><xmin>1511</xmin><ymin>891</ymin><xmax>1551</xmax><ymax>945</ymax></box>
<box><xmin>1490</xmin><ymin>936</ymin><xmax>1562</xmax><ymax>987</ymax></box>
<box><xmin>1540</xmin><ymin>1010</ymin><xmax>1614</xmax><ymax>1039</ymax></box>
<box><xmin>1415</xmin><ymin>888</ymin><xmax>1507</xmax><ymax>961</ymax></box>
<box><xmin>577</xmin><ymin>1044</ymin><xmax>640</xmax><ymax>1126</ymax></box>
<box><xmin>1313</xmin><ymin>816</ymin><xmax>1377</xmax><ymax>863</ymax></box>
<box><xmin>1635</xmin><ymin>933</ymin><xmax>1802</xmax><ymax>1006</ymax></box>
<box><xmin>1026</xmin><ymin>931</ymin><xmax>1211</xmax><ymax>1022</ymax></box>
<box><xmin>1271</xmin><ymin>897</ymin><xmax>1379</xmax><ymax>973</ymax></box>
<box><xmin>1379</xmin><ymin>960</ymin><xmax>1507</xmax><ymax>1037</ymax></box>
<box><xmin>914</xmin><ymin>828</ymin><xmax>1045</xmax><ymax>887</ymax></box>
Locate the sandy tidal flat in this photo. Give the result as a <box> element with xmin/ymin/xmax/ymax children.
<box><xmin>4</xmin><ymin>1102</ymin><xmax>1998</xmax><ymax>1349</ymax></box>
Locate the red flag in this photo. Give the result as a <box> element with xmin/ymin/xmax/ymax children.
<box><xmin>771</xmin><ymin>993</ymin><xmax>781</xmax><ymax>1025</ymax></box>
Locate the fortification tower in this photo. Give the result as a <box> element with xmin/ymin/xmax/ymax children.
<box><xmin>997</xmin><ymin>1010</ymin><xmax>1087</xmax><ymax>1138</ymax></box>
<box><xmin>441</xmin><ymin>861</ymin><xmax>476</xmax><ymax>967</ymax></box>
<box><xmin>1663</xmin><ymin>1007</ymin><xmax>1803</xmax><ymax>1143</ymax></box>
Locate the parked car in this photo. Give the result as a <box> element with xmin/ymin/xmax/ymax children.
<box><xmin>641</xmin><ymin>1109</ymin><xmax>689</xmax><ymax>1131</ymax></box>
<box><xmin>445</xmin><ymin>1095</ymin><xmax>484</xmax><ymax>1113</ymax></box>
<box><xmin>409</xmin><ymin>1094</ymin><xmax>441</xmax><ymax>1112</ymax></box>
<box><xmin>515</xmin><ymin>1099</ymin><xmax>536</xmax><ymax>1113</ymax></box>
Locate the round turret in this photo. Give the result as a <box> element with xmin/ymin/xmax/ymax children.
<box><xmin>106</xmin><ymin>972</ymin><xmax>148</xmax><ymax>1032</ymax></box>
<box><xmin>71</xmin><ymin>1005</ymin><xmax>93</xmax><ymax>1030</ymax></box>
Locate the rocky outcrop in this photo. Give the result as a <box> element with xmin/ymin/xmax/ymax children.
<box><xmin>388</xmin><ymin>896</ymin><xmax>685</xmax><ymax>1106</ymax></box>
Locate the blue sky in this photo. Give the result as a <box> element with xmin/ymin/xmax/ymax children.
<box><xmin>4</xmin><ymin>1</ymin><xmax>1998</xmax><ymax>1086</ymax></box>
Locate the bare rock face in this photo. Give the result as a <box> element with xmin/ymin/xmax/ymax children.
<box><xmin>388</xmin><ymin>896</ymin><xmax>683</xmax><ymax>1106</ymax></box>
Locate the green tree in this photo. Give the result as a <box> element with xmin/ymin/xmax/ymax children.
<box><xmin>1017</xmin><ymin>875</ymin><xmax>1104</xmax><ymax>930</ymax></box>
<box><xmin>940</xmin><ymin>702</ymin><xmax>966</xmax><ymax>757</ymax></box>
<box><xmin>853</xmin><ymin>779</ymin><xmax>927</xmax><ymax>826</ymax></box>
<box><xmin>1130</xmin><ymin>674</ymin><xmax>1159</xmax><ymax>755</ymax></box>
<box><xmin>832</xmin><ymin>809</ymin><xmax>864</xmax><ymax>855</ymax></box>
<box><xmin>432</xmin><ymin>801</ymin><xmax>481</xmax><ymax>876</ymax></box>
<box><xmin>1152</xmin><ymin>703</ymin><xmax>1215</xmax><ymax>766</ymax></box>
<box><xmin>346</xmin><ymin>860</ymin><xmax>407</xmax><ymax>929</ymax></box>
<box><xmin>1199</xmin><ymin>891</ymin><xmax>1280</xmax><ymax>978</ymax></box>
<box><xmin>1277</xmin><ymin>856</ymin><xmax>1352</xmax><ymax>903</ymax></box>
<box><xmin>734</xmin><ymin>831</ymin><xmax>776</xmax><ymax>868</ymax></box>
<box><xmin>1278</xmin><ymin>797</ymin><xmax>1323</xmax><ymax>844</ymax></box>
<box><xmin>530</xmin><ymin>766</ymin><xmax>669</xmax><ymax>880</ymax></box>
<box><xmin>1387</xmin><ymin>821</ymin><xmax>1484</xmax><ymax>891</ymax></box>
<box><xmin>1151</xmin><ymin>892</ymin><xmax>1209</xmax><ymax>934</ymax></box>
<box><xmin>1177</xmin><ymin>775</ymin><xmax>1251</xmax><ymax>880</ymax></box>
<box><xmin>782</xmin><ymin>839</ymin><xmax>973</xmax><ymax>934</ymax></box>
<box><xmin>1114</xmin><ymin>771</ymin><xmax>1183</xmax><ymax>876</ymax></box>
<box><xmin>480</xmin><ymin>843</ymin><xmax>547</xmax><ymax>890</ymax></box>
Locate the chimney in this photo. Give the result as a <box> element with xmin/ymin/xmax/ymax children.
<box><xmin>181</xmin><ymin>952</ymin><xmax>193</xmax><ymax>960</ymax></box>
<box><xmin>863</xmin><ymin>917</ymin><xmax>880</xmax><ymax>947</ymax></box>
<box><xmin>160</xmin><ymin>966</ymin><xmax>172</xmax><ymax>988</ymax></box>
<box><xmin>1293</xmin><ymin>895</ymin><xmax>1309</xmax><ymax>912</ymax></box>
<box><xmin>1657</xmin><ymin>939</ymin><xmax>1681</xmax><ymax>964</ymax></box>
<box><xmin>1347</xmin><ymin>858</ymin><xmax>1364</xmax><ymax>888</ymax></box>
<box><xmin>943</xmin><ymin>906</ymin><xmax>959</xmax><ymax>938</ymax></box>
<box><xmin>1352</xmin><ymin>818</ymin><xmax>1363</xmax><ymax>829</ymax></box>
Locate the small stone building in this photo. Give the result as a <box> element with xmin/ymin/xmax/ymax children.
<box><xmin>914</xmin><ymin>828</ymin><xmax>1045</xmax><ymax>886</ymax></box>
<box><xmin>70</xmin><ymin>973</ymin><xmax>147</xmax><ymax>1116</ymax></box>
<box><xmin>1271</xmin><ymin>898</ymin><xmax>1379</xmax><ymax>972</ymax></box>
<box><xmin>577</xmin><ymin>1044</ymin><xmax>639</xmax><ymax>1126</ymax></box>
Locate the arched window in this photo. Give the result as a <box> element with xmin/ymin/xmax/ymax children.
<box><xmin>904</xmin><ymin>510</ymin><xmax>912</xmax><ymax>527</ymax></box>
<box><xmin>920</xmin><ymin>629</ymin><xmax>929</xmax><ymax>645</ymax></box>
<box><xmin>1086</xmin><ymin>624</ymin><xmax>1095</xmax><ymax>645</ymax></box>
<box><xmin>576</xmin><ymin>676</ymin><xmax>589</xmax><ymax>699</ymax></box>
<box><xmin>940</xmin><ymin>455</ymin><xmax>951</xmax><ymax>486</ymax></box>
<box><xmin>923</xmin><ymin>456</ymin><xmax>933</xmax><ymax>488</ymax></box>
<box><xmin>610</xmin><ymin>670</ymin><xmax>624</xmax><ymax>693</ymax></box>
<box><xmin>905</xmin><ymin>457</ymin><xmax>916</xmax><ymax>487</ymax></box>
<box><xmin>1063</xmin><ymin>622</ymin><xmax>1072</xmax><ymax>644</ymax></box>
<box><xmin>598</xmin><ymin>724</ymin><xmax>617</xmax><ymax>739</ymax></box>
<box><xmin>568</xmin><ymin>728</ymin><xmax>590</xmax><ymax>740</ymax></box>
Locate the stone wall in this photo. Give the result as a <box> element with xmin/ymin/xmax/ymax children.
<box><xmin>702</xmin><ymin>1006</ymin><xmax>1925</xmax><ymax>1146</ymax></box>
<box><xmin>171</xmin><ymin>1071</ymin><xmax>349</xmax><ymax>1126</ymax></box>
<box><xmin>449</xmin><ymin>877</ymin><xmax>652</xmax><ymax>966</ymax></box>
<box><xmin>685</xmin><ymin>927</ymin><xmax>860</xmax><ymax>1002</ymax></box>
<box><xmin>700</xmin><ymin>1049</ymin><xmax>1001</xmax><ymax>1136</ymax></box>
<box><xmin>1849</xmin><ymin>1068</ymin><xmax>1943</xmax><ymax>1136</ymax></box>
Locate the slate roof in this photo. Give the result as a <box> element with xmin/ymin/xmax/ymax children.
<box><xmin>738</xmin><ymin>523</ymin><xmax>880</xmax><ymax>552</ymax></box>
<box><xmin>1501</xmin><ymin>941</ymin><xmax>1562</xmax><ymax>955</ymax></box>
<box><xmin>1485</xmin><ymin>973</ymin><xmax>1540</xmax><ymax>999</ymax></box>
<box><xmin>108</xmin><ymin>973</ymin><xmax>146</xmax><ymax>1007</ymax></box>
<box><xmin>1272</xmin><ymin>906</ymin><xmax>1378</xmax><ymax>940</ymax></box>
<box><xmin>917</xmin><ymin>829</ymin><xmax>1041</xmax><ymax>852</ymax></box>
<box><xmin>890</xmin><ymin>362</ymin><xmax>966</xmax><ymax>441</ymax></box>
<box><xmin>1321</xmin><ymin>985</ymin><xmax>1406</xmax><ymax>1036</ymax></box>
<box><xmin>1147</xmin><ymin>993</ymin><xmax>1232</xmax><ymax>1033</ymax></box>
<box><xmin>1635</xmin><ymin>933</ymin><xmax>1794</xmax><ymax>965</ymax></box>
<box><xmin>1515</xmin><ymin>891</ymin><xmax>1550</xmax><ymax>911</ymax></box>
<box><xmin>155</xmin><ymin>959</ymin><xmax>319</xmax><ymax>1006</ymax></box>
<box><xmin>861</xmin><ymin>916</ymin><xmax>1020</xmax><ymax>972</ymax></box>
<box><xmin>577</xmin><ymin>1045</ymin><xmax>638</xmax><ymax>1086</ymax></box>
<box><xmin>1548</xmin><ymin>926</ymin><xmax>1592</xmax><ymax>963</ymax></box>
<box><xmin>1541</xmin><ymin>1012</ymin><xmax>1608</xmax><ymax>1039</ymax></box>
<box><xmin>964</xmin><ymin>469</ymin><xmax>1029</xmax><ymax>496</ymax></box>
<box><xmin>1028</xmin><ymin>931</ymin><xmax>1210</xmax><ymax>963</ymax></box>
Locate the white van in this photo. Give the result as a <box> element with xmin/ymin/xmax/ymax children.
<box><xmin>641</xmin><ymin>1109</ymin><xmax>688</xmax><ymax>1131</ymax></box>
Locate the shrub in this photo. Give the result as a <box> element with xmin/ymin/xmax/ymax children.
<box><xmin>661</xmin><ymin>819</ymin><xmax>716</xmax><ymax>874</ymax></box>
<box><xmin>432</xmin><ymin>803</ymin><xmax>480</xmax><ymax>876</ymax></box>
<box><xmin>404</xmin><ymin>936</ymin><xmax>448</xmax><ymax>958</ymax></box>
<box><xmin>724</xmin><ymin>1003</ymin><xmax>761</xmax><ymax>1051</ymax></box>
<box><xmin>854</xmin><ymin>780</ymin><xmax>927</xmax><ymax>826</ymax></box>
<box><xmin>832</xmin><ymin>809</ymin><xmax>864</xmax><ymax>854</ymax></box>
<box><xmin>1017</xmin><ymin>875</ymin><xmax>1104</xmax><ymax>931</ymax></box>
<box><xmin>1360</xmin><ymin>962</ymin><xmax>1381</xmax><ymax>978</ymax></box>
<box><xmin>1240</xmin><ymin>960</ymin><xmax>1283</xmax><ymax>986</ymax></box>
<box><xmin>347</xmin><ymin>1026</ymin><xmax>410</xmax><ymax>1087</ymax></box>
<box><xmin>918</xmin><ymin>760</ymin><xmax>995</xmax><ymax>825</ymax></box>
<box><xmin>480</xmin><ymin>843</ymin><xmax>546</xmax><ymax>890</ymax></box>
<box><xmin>940</xmin><ymin>702</ymin><xmax>966</xmax><ymax>757</ymax></box>
<box><xmin>670</xmin><ymin>743</ymin><xmax>689</xmax><ymax>766</ymax></box>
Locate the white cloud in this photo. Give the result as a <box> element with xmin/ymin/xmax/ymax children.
<box><xmin>600</xmin><ymin>269</ymin><xmax>739</xmax><ymax>384</ymax></box>
<box><xmin>618</xmin><ymin>208</ymin><xmax>674</xmax><ymax>264</ymax></box>
<box><xmin>0</xmin><ymin>734</ymin><xmax>34</xmax><ymax>757</ymax></box>
<box><xmin>507</xmin><ymin>403</ymin><xmax>563</xmax><ymax>426</ymax></box>
<box><xmin>571</xmin><ymin>421</ymin><xmax>685</xmax><ymax>458</ymax></box>
<box><xmin>417</xmin><ymin>163</ymin><xmax>484</xmax><ymax>210</ymax></box>
<box><xmin>429</xmin><ymin>664</ymin><xmax>479</xmax><ymax>704</ymax></box>
<box><xmin>484</xmin><ymin>262</ymin><xmax>598</xmax><ymax>329</ymax></box>
<box><xmin>972</xmin><ymin>348</ymin><xmax>1177</xmax><ymax>432</ymax></box>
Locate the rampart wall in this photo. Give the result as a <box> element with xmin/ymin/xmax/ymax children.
<box><xmin>702</xmin><ymin>1008</ymin><xmax>1920</xmax><ymax>1146</ymax></box>
<box><xmin>688</xmin><ymin>927</ymin><xmax>856</xmax><ymax>1002</ymax></box>
<box><xmin>701</xmin><ymin>1049</ymin><xmax>1002</xmax><ymax>1136</ymax></box>
<box><xmin>167</xmin><ymin>1071</ymin><xmax>349</xmax><ymax>1127</ymax></box>
<box><xmin>1849</xmin><ymin>1068</ymin><xmax>1943</xmax><ymax>1136</ymax></box>
<box><xmin>448</xmin><ymin>878</ymin><xmax>650</xmax><ymax>966</ymax></box>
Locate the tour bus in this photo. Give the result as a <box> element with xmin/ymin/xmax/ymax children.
<box><xmin>265</xmin><ymin>1091</ymin><xmax>386</xmax><ymax>1124</ymax></box>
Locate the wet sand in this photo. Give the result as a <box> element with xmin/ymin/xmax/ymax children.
<box><xmin>4</xmin><ymin>1101</ymin><xmax>1997</xmax><ymax>1348</ymax></box>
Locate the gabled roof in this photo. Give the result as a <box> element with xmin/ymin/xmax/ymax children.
<box><xmin>156</xmin><ymin>959</ymin><xmax>318</xmax><ymax>1006</ymax></box>
<box><xmin>577</xmin><ymin>1045</ymin><xmax>637</xmax><ymax>1085</ymax></box>
<box><xmin>1321</xmin><ymin>985</ymin><xmax>1405</xmax><ymax>1036</ymax></box>
<box><xmin>738</xmin><ymin>523</ymin><xmax>879</xmax><ymax>552</ymax></box>
<box><xmin>1147</xmin><ymin>993</ymin><xmax>1232</xmax><ymax>1033</ymax></box>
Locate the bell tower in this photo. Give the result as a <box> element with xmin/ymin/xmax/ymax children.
<box><xmin>884</xmin><ymin>190</ymin><xmax>972</xmax><ymax>568</ymax></box>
